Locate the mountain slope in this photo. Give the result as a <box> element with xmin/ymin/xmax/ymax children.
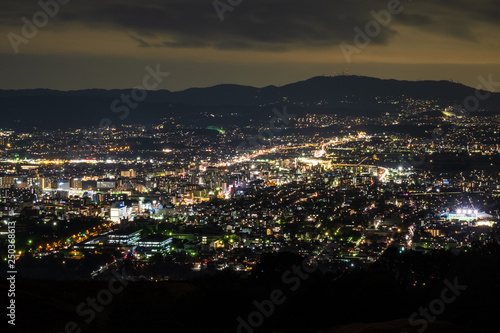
<box><xmin>1</xmin><ymin>76</ymin><xmax>498</xmax><ymax>130</ymax></box>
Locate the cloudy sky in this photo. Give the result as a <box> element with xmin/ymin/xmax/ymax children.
<box><xmin>1</xmin><ymin>0</ymin><xmax>499</xmax><ymax>91</ymax></box>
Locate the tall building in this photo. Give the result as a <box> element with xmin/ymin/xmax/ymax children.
<box><xmin>121</xmin><ymin>169</ymin><xmax>137</xmax><ymax>178</ymax></box>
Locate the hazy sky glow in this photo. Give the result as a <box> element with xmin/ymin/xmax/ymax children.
<box><xmin>1</xmin><ymin>0</ymin><xmax>499</xmax><ymax>90</ymax></box>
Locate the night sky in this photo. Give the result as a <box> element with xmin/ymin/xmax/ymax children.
<box><xmin>1</xmin><ymin>0</ymin><xmax>499</xmax><ymax>91</ymax></box>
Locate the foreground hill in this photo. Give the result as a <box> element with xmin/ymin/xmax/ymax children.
<box><xmin>1</xmin><ymin>244</ymin><xmax>499</xmax><ymax>332</ymax></box>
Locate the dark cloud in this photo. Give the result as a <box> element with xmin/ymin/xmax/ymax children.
<box><xmin>2</xmin><ymin>0</ymin><xmax>499</xmax><ymax>51</ymax></box>
<box><xmin>397</xmin><ymin>14</ymin><xmax>433</xmax><ymax>27</ymax></box>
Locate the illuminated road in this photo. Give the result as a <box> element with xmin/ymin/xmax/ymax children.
<box><xmin>215</xmin><ymin>137</ymin><xmax>348</xmax><ymax>167</ymax></box>
<box><xmin>213</xmin><ymin>136</ymin><xmax>390</xmax><ymax>182</ymax></box>
<box><xmin>91</xmin><ymin>260</ymin><xmax>117</xmax><ymax>278</ymax></box>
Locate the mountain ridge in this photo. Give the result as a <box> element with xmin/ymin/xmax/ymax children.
<box><xmin>1</xmin><ymin>75</ymin><xmax>498</xmax><ymax>130</ymax></box>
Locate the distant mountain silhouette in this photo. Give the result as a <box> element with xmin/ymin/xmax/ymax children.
<box><xmin>1</xmin><ymin>76</ymin><xmax>499</xmax><ymax>130</ymax></box>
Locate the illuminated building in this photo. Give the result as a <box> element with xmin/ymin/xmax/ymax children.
<box><xmin>445</xmin><ymin>209</ymin><xmax>493</xmax><ymax>222</ymax></box>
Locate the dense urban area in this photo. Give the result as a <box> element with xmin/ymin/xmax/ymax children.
<box><xmin>1</xmin><ymin>92</ymin><xmax>500</xmax><ymax>332</ymax></box>
<box><xmin>2</xmin><ymin>94</ymin><xmax>499</xmax><ymax>277</ymax></box>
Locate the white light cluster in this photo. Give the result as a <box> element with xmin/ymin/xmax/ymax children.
<box><xmin>456</xmin><ymin>209</ymin><xmax>479</xmax><ymax>215</ymax></box>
